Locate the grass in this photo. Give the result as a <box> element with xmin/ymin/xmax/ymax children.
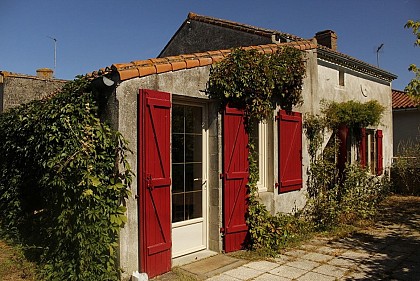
<box><xmin>0</xmin><ymin>240</ymin><xmax>37</xmax><ymax>281</ymax></box>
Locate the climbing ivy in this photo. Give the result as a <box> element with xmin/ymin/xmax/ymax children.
<box><xmin>321</xmin><ymin>100</ymin><xmax>384</xmax><ymax>131</ymax></box>
<box><xmin>207</xmin><ymin>47</ymin><xmax>305</xmax><ymax>123</ymax></box>
<box><xmin>0</xmin><ymin>76</ymin><xmax>132</xmax><ymax>280</ymax></box>
<box><xmin>207</xmin><ymin>47</ymin><xmax>307</xmax><ymax>254</ymax></box>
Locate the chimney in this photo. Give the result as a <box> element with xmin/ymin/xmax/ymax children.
<box><xmin>315</xmin><ymin>30</ymin><xmax>337</xmax><ymax>50</ymax></box>
<box><xmin>36</xmin><ymin>68</ymin><xmax>54</xmax><ymax>79</ymax></box>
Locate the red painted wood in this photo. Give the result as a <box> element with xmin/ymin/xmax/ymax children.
<box><xmin>138</xmin><ymin>89</ymin><xmax>172</xmax><ymax>278</ymax></box>
<box><xmin>277</xmin><ymin>110</ymin><xmax>303</xmax><ymax>193</ymax></box>
<box><xmin>359</xmin><ymin>128</ymin><xmax>367</xmax><ymax>167</ymax></box>
<box><xmin>222</xmin><ymin>105</ymin><xmax>249</xmax><ymax>253</ymax></box>
<box><xmin>376</xmin><ymin>130</ymin><xmax>383</xmax><ymax>175</ymax></box>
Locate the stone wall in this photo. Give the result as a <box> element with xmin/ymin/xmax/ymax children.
<box><xmin>0</xmin><ymin>72</ymin><xmax>67</xmax><ymax>112</ymax></box>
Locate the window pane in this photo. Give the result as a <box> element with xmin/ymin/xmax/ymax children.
<box><xmin>185</xmin><ymin>107</ymin><xmax>202</xmax><ymax>133</ymax></box>
<box><xmin>185</xmin><ymin>191</ymin><xmax>202</xmax><ymax>220</ymax></box>
<box><xmin>172</xmin><ymin>106</ymin><xmax>184</xmax><ymax>133</ymax></box>
<box><xmin>172</xmin><ymin>134</ymin><xmax>184</xmax><ymax>163</ymax></box>
<box><xmin>172</xmin><ymin>193</ymin><xmax>184</xmax><ymax>222</ymax></box>
<box><xmin>185</xmin><ymin>134</ymin><xmax>202</xmax><ymax>162</ymax></box>
<box><xmin>172</xmin><ymin>163</ymin><xmax>184</xmax><ymax>193</ymax></box>
<box><xmin>185</xmin><ymin>163</ymin><xmax>202</xmax><ymax>192</ymax></box>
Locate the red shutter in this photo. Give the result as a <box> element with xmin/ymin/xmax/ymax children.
<box><xmin>376</xmin><ymin>130</ymin><xmax>383</xmax><ymax>175</ymax></box>
<box><xmin>277</xmin><ymin>110</ymin><xmax>302</xmax><ymax>193</ymax></box>
<box><xmin>222</xmin><ymin>105</ymin><xmax>249</xmax><ymax>252</ymax></box>
<box><xmin>138</xmin><ymin>89</ymin><xmax>172</xmax><ymax>278</ymax></box>
<box><xmin>337</xmin><ymin>125</ymin><xmax>349</xmax><ymax>172</ymax></box>
<box><xmin>359</xmin><ymin>128</ymin><xmax>366</xmax><ymax>167</ymax></box>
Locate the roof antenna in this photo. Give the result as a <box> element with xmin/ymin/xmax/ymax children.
<box><xmin>376</xmin><ymin>43</ymin><xmax>384</xmax><ymax>67</ymax></box>
<box><xmin>47</xmin><ymin>36</ymin><xmax>57</xmax><ymax>75</ymax></box>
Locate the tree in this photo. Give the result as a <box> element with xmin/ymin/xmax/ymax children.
<box><xmin>404</xmin><ymin>20</ymin><xmax>420</xmax><ymax>101</ymax></box>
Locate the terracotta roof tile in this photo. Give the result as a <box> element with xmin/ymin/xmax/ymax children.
<box><xmin>170</xmin><ymin>61</ymin><xmax>187</xmax><ymax>71</ymax></box>
<box><xmin>89</xmin><ymin>40</ymin><xmax>316</xmax><ymax>82</ymax></box>
<box><xmin>155</xmin><ymin>63</ymin><xmax>173</xmax><ymax>73</ymax></box>
<box><xmin>392</xmin><ymin>89</ymin><xmax>419</xmax><ymax>109</ymax></box>
<box><xmin>138</xmin><ymin>66</ymin><xmax>156</xmax><ymax>76</ymax></box>
<box><xmin>185</xmin><ymin>59</ymin><xmax>200</xmax><ymax>68</ymax></box>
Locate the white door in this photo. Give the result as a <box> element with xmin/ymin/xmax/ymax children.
<box><xmin>171</xmin><ymin>103</ymin><xmax>208</xmax><ymax>258</ymax></box>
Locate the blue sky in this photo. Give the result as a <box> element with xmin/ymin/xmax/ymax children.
<box><xmin>1</xmin><ymin>0</ymin><xmax>419</xmax><ymax>90</ymax></box>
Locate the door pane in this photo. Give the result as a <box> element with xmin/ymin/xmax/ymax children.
<box><xmin>172</xmin><ymin>105</ymin><xmax>203</xmax><ymax>223</ymax></box>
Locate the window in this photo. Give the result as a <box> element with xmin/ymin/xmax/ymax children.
<box><xmin>360</xmin><ymin>129</ymin><xmax>383</xmax><ymax>175</ymax></box>
<box><xmin>339</xmin><ymin>69</ymin><xmax>345</xmax><ymax>86</ymax></box>
<box><xmin>250</xmin><ymin>121</ymin><xmax>270</xmax><ymax>192</ymax></box>
<box><xmin>172</xmin><ymin>105</ymin><xmax>203</xmax><ymax>222</ymax></box>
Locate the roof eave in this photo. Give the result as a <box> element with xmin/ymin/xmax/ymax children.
<box><xmin>317</xmin><ymin>47</ymin><xmax>398</xmax><ymax>82</ymax></box>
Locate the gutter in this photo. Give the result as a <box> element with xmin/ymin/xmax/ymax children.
<box><xmin>317</xmin><ymin>47</ymin><xmax>398</xmax><ymax>82</ymax></box>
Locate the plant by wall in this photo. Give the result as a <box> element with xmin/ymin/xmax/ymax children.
<box><xmin>207</xmin><ymin>47</ymin><xmax>306</xmax><ymax>123</ymax></box>
<box><xmin>392</xmin><ymin>139</ymin><xmax>420</xmax><ymax>195</ymax></box>
<box><xmin>0</xmin><ymin>76</ymin><xmax>132</xmax><ymax>280</ymax></box>
<box><xmin>321</xmin><ymin>100</ymin><xmax>384</xmax><ymax>131</ymax></box>
<box><xmin>303</xmin><ymin>102</ymin><xmax>389</xmax><ymax>230</ymax></box>
<box><xmin>207</xmin><ymin>47</ymin><xmax>307</xmax><ymax>254</ymax></box>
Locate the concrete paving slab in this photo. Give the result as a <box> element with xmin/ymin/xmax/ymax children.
<box><xmin>300</xmin><ymin>252</ymin><xmax>334</xmax><ymax>263</ymax></box>
<box><xmin>312</xmin><ymin>264</ymin><xmax>348</xmax><ymax>278</ymax></box>
<box><xmin>285</xmin><ymin>259</ymin><xmax>320</xmax><ymax>271</ymax></box>
<box><xmin>315</xmin><ymin>245</ymin><xmax>345</xmax><ymax>256</ymax></box>
<box><xmin>296</xmin><ymin>271</ymin><xmax>336</xmax><ymax>281</ymax></box>
<box><xmin>206</xmin><ymin>274</ymin><xmax>241</xmax><ymax>281</ymax></box>
<box><xmin>282</xmin><ymin>249</ymin><xmax>307</xmax><ymax>258</ymax></box>
<box><xmin>223</xmin><ymin>266</ymin><xmax>263</xmax><ymax>280</ymax></box>
<box><xmin>181</xmin><ymin>254</ymin><xmax>247</xmax><ymax>279</ymax></box>
<box><xmin>327</xmin><ymin>257</ymin><xmax>357</xmax><ymax>268</ymax></box>
<box><xmin>269</xmin><ymin>265</ymin><xmax>307</xmax><ymax>279</ymax></box>
<box><xmin>243</xmin><ymin>260</ymin><xmax>280</xmax><ymax>271</ymax></box>
<box><xmin>253</xmin><ymin>273</ymin><xmax>292</xmax><ymax>281</ymax></box>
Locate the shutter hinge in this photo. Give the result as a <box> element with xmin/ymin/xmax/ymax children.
<box><xmin>220</xmin><ymin>173</ymin><xmax>224</xmax><ymax>179</ymax></box>
<box><xmin>220</xmin><ymin>227</ymin><xmax>225</xmax><ymax>234</ymax></box>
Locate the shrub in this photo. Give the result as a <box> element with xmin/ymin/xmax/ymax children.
<box><xmin>392</xmin><ymin>139</ymin><xmax>420</xmax><ymax>195</ymax></box>
<box><xmin>0</xmin><ymin>76</ymin><xmax>132</xmax><ymax>280</ymax></box>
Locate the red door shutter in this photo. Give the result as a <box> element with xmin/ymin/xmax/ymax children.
<box><xmin>277</xmin><ymin>110</ymin><xmax>302</xmax><ymax>193</ymax></box>
<box><xmin>222</xmin><ymin>105</ymin><xmax>249</xmax><ymax>252</ymax></box>
<box><xmin>376</xmin><ymin>130</ymin><xmax>383</xmax><ymax>175</ymax></box>
<box><xmin>138</xmin><ymin>89</ymin><xmax>172</xmax><ymax>278</ymax></box>
<box><xmin>337</xmin><ymin>125</ymin><xmax>349</xmax><ymax>172</ymax></box>
<box><xmin>359</xmin><ymin>128</ymin><xmax>366</xmax><ymax>167</ymax></box>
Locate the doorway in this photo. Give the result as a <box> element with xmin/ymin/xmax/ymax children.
<box><xmin>171</xmin><ymin>103</ymin><xmax>208</xmax><ymax>258</ymax></box>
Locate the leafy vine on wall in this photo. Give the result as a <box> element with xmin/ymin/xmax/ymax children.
<box><xmin>207</xmin><ymin>47</ymin><xmax>307</xmax><ymax>253</ymax></box>
<box><xmin>0</xmin><ymin>76</ymin><xmax>132</xmax><ymax>280</ymax></box>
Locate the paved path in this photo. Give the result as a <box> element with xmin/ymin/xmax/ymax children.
<box><xmin>155</xmin><ymin>196</ymin><xmax>420</xmax><ymax>281</ymax></box>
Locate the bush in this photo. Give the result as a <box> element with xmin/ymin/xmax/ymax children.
<box><xmin>392</xmin><ymin>140</ymin><xmax>420</xmax><ymax>195</ymax></box>
<box><xmin>0</xmin><ymin>77</ymin><xmax>132</xmax><ymax>280</ymax></box>
<box><xmin>306</xmin><ymin>162</ymin><xmax>390</xmax><ymax>230</ymax></box>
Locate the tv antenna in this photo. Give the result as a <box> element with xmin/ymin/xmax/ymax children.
<box><xmin>47</xmin><ymin>36</ymin><xmax>57</xmax><ymax>74</ymax></box>
<box><xmin>376</xmin><ymin>43</ymin><xmax>384</xmax><ymax>67</ymax></box>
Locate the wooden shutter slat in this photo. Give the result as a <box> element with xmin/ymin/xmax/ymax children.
<box><xmin>222</xmin><ymin>105</ymin><xmax>249</xmax><ymax>253</ymax></box>
<box><xmin>277</xmin><ymin>110</ymin><xmax>303</xmax><ymax>193</ymax></box>
<box><xmin>139</xmin><ymin>89</ymin><xmax>172</xmax><ymax>278</ymax></box>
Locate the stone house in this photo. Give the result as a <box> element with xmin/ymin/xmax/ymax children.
<box><xmin>0</xmin><ymin>68</ymin><xmax>67</xmax><ymax>113</ymax></box>
<box><xmin>89</xmin><ymin>13</ymin><xmax>397</xmax><ymax>279</ymax></box>
<box><xmin>392</xmin><ymin>89</ymin><xmax>419</xmax><ymax>155</ymax></box>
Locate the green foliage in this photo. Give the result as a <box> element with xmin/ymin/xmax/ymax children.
<box><xmin>404</xmin><ymin>20</ymin><xmax>420</xmax><ymax>100</ymax></box>
<box><xmin>0</xmin><ymin>76</ymin><xmax>132</xmax><ymax>280</ymax></box>
<box><xmin>246</xmin><ymin>143</ymin><xmax>310</xmax><ymax>256</ymax></box>
<box><xmin>392</xmin><ymin>139</ymin><xmax>420</xmax><ymax>195</ymax></box>
<box><xmin>306</xmin><ymin>158</ymin><xmax>390</xmax><ymax>230</ymax></box>
<box><xmin>321</xmin><ymin>100</ymin><xmax>384</xmax><ymax>131</ymax></box>
<box><xmin>303</xmin><ymin>113</ymin><xmax>327</xmax><ymax>160</ymax></box>
<box><xmin>207</xmin><ymin>47</ymin><xmax>305</xmax><ymax>123</ymax></box>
